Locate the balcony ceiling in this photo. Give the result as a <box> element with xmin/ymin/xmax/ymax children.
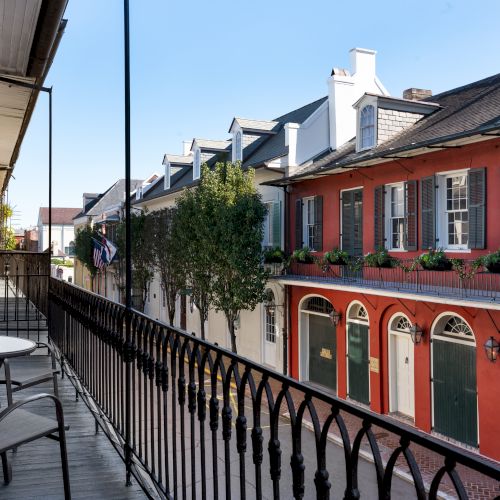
<box><xmin>0</xmin><ymin>0</ymin><xmax>67</xmax><ymax>194</ymax></box>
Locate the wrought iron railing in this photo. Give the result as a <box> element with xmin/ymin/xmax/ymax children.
<box><xmin>283</xmin><ymin>260</ymin><xmax>500</xmax><ymax>302</ymax></box>
<box><xmin>48</xmin><ymin>277</ymin><xmax>500</xmax><ymax>499</ymax></box>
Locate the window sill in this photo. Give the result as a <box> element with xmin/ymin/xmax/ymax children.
<box><xmin>444</xmin><ymin>249</ymin><xmax>471</xmax><ymax>254</ymax></box>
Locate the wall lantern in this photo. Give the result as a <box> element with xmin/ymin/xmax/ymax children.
<box><xmin>329</xmin><ymin>308</ymin><xmax>341</xmax><ymax>327</ymax></box>
<box><xmin>484</xmin><ymin>336</ymin><xmax>500</xmax><ymax>362</ymax></box>
<box><xmin>264</xmin><ymin>291</ymin><xmax>276</xmax><ymax>314</ymax></box>
<box><xmin>409</xmin><ymin>323</ymin><xmax>424</xmax><ymax>344</ymax></box>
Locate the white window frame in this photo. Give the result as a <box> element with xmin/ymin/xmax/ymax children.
<box><xmin>385</xmin><ymin>182</ymin><xmax>406</xmax><ymax>251</ymax></box>
<box><xmin>164</xmin><ymin>161</ymin><xmax>171</xmax><ymax>190</ymax></box>
<box><xmin>193</xmin><ymin>149</ymin><xmax>201</xmax><ymax>180</ymax></box>
<box><xmin>235</xmin><ymin>131</ymin><xmax>242</xmax><ymax>161</ymax></box>
<box><xmin>357</xmin><ymin>99</ymin><xmax>377</xmax><ymax>151</ymax></box>
<box><xmin>436</xmin><ymin>170</ymin><xmax>469</xmax><ymax>251</ymax></box>
<box><xmin>302</xmin><ymin>196</ymin><xmax>315</xmax><ymax>250</ymax></box>
<box><xmin>263</xmin><ymin>201</ymin><xmax>273</xmax><ymax>247</ymax></box>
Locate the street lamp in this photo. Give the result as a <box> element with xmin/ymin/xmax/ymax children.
<box><xmin>484</xmin><ymin>336</ymin><xmax>499</xmax><ymax>362</ymax></box>
<box><xmin>329</xmin><ymin>308</ymin><xmax>341</xmax><ymax>327</ymax></box>
<box><xmin>409</xmin><ymin>323</ymin><xmax>424</xmax><ymax>344</ymax></box>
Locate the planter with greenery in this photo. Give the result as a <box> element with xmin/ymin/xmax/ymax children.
<box><xmin>418</xmin><ymin>249</ymin><xmax>452</xmax><ymax>271</ymax></box>
<box><xmin>364</xmin><ymin>248</ymin><xmax>398</xmax><ymax>268</ymax></box>
<box><xmin>291</xmin><ymin>247</ymin><xmax>315</xmax><ymax>264</ymax></box>
<box><xmin>323</xmin><ymin>248</ymin><xmax>349</xmax><ymax>265</ymax></box>
<box><xmin>264</xmin><ymin>246</ymin><xmax>285</xmax><ymax>264</ymax></box>
<box><xmin>479</xmin><ymin>250</ymin><xmax>500</xmax><ymax>273</ymax></box>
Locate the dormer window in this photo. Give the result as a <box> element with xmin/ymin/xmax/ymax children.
<box><xmin>194</xmin><ymin>149</ymin><xmax>201</xmax><ymax>180</ymax></box>
<box><xmin>235</xmin><ymin>131</ymin><xmax>242</xmax><ymax>161</ymax></box>
<box><xmin>164</xmin><ymin>162</ymin><xmax>171</xmax><ymax>190</ymax></box>
<box><xmin>360</xmin><ymin>105</ymin><xmax>375</xmax><ymax>149</ymax></box>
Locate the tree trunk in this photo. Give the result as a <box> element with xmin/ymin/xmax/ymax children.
<box><xmin>228</xmin><ymin>318</ymin><xmax>237</xmax><ymax>354</ymax></box>
<box><xmin>168</xmin><ymin>307</ymin><xmax>175</xmax><ymax>326</ymax></box>
<box><xmin>199</xmin><ymin>309</ymin><xmax>206</xmax><ymax>340</ymax></box>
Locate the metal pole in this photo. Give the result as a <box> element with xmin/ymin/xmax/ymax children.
<box><xmin>123</xmin><ymin>0</ymin><xmax>133</xmax><ymax>487</ymax></box>
<box><xmin>48</xmin><ymin>88</ymin><xmax>52</xmax><ymax>256</ymax></box>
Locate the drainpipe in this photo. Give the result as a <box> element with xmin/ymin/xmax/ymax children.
<box><xmin>282</xmin><ymin>184</ymin><xmax>290</xmax><ymax>375</ymax></box>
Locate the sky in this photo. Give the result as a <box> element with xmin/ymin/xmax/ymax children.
<box><xmin>8</xmin><ymin>0</ymin><xmax>500</xmax><ymax>228</ymax></box>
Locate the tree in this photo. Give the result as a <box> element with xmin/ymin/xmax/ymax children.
<box><xmin>0</xmin><ymin>203</ymin><xmax>15</xmax><ymax>250</ymax></box>
<box><xmin>150</xmin><ymin>208</ymin><xmax>185</xmax><ymax>325</ymax></box>
<box><xmin>184</xmin><ymin>162</ymin><xmax>267</xmax><ymax>352</ymax></box>
<box><xmin>172</xmin><ymin>186</ymin><xmax>217</xmax><ymax>340</ymax></box>
<box><xmin>74</xmin><ymin>224</ymin><xmax>99</xmax><ymax>288</ymax></box>
<box><xmin>115</xmin><ymin>211</ymin><xmax>155</xmax><ymax>312</ymax></box>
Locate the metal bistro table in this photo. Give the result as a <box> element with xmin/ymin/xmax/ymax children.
<box><xmin>0</xmin><ymin>336</ymin><xmax>37</xmax><ymax>402</ymax></box>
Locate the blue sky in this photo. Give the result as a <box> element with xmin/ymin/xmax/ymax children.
<box><xmin>9</xmin><ymin>0</ymin><xmax>500</xmax><ymax>227</ymax></box>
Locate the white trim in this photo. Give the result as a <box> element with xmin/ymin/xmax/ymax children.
<box><xmin>431</xmin><ymin>312</ymin><xmax>476</xmax><ymax>345</ymax></box>
<box><xmin>275</xmin><ymin>278</ymin><xmax>500</xmax><ymax>311</ymax></box>
<box><xmin>346</xmin><ymin>300</ymin><xmax>370</xmax><ymax>405</ymax></box>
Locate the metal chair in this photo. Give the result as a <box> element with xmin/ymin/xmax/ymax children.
<box><xmin>1</xmin><ymin>341</ymin><xmax>59</xmax><ymax>406</ymax></box>
<box><xmin>0</xmin><ymin>393</ymin><xmax>70</xmax><ymax>499</ymax></box>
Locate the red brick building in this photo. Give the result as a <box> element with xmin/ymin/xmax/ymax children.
<box><xmin>270</xmin><ymin>74</ymin><xmax>500</xmax><ymax>460</ymax></box>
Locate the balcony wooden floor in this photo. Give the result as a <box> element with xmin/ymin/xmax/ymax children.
<box><xmin>0</xmin><ymin>353</ymin><xmax>147</xmax><ymax>500</ymax></box>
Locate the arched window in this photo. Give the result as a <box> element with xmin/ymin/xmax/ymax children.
<box><xmin>348</xmin><ymin>302</ymin><xmax>368</xmax><ymax>322</ymax></box>
<box><xmin>303</xmin><ymin>296</ymin><xmax>333</xmax><ymax>315</ymax></box>
<box><xmin>391</xmin><ymin>315</ymin><xmax>412</xmax><ymax>333</ymax></box>
<box><xmin>433</xmin><ymin>314</ymin><xmax>475</xmax><ymax>343</ymax></box>
<box><xmin>235</xmin><ymin>131</ymin><xmax>242</xmax><ymax>161</ymax></box>
<box><xmin>360</xmin><ymin>105</ymin><xmax>375</xmax><ymax>149</ymax></box>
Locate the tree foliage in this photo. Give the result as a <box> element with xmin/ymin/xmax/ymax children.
<box><xmin>174</xmin><ymin>162</ymin><xmax>267</xmax><ymax>352</ymax></box>
<box><xmin>149</xmin><ymin>208</ymin><xmax>185</xmax><ymax>325</ymax></box>
<box><xmin>0</xmin><ymin>204</ymin><xmax>15</xmax><ymax>250</ymax></box>
<box><xmin>74</xmin><ymin>225</ymin><xmax>99</xmax><ymax>281</ymax></box>
<box><xmin>115</xmin><ymin>211</ymin><xmax>155</xmax><ymax>312</ymax></box>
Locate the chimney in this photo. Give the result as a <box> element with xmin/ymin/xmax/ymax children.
<box><xmin>182</xmin><ymin>140</ymin><xmax>191</xmax><ymax>156</ymax></box>
<box><xmin>403</xmin><ymin>88</ymin><xmax>432</xmax><ymax>101</ymax></box>
<box><xmin>349</xmin><ymin>48</ymin><xmax>377</xmax><ymax>78</ymax></box>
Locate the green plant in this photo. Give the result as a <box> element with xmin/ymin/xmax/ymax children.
<box><xmin>364</xmin><ymin>248</ymin><xmax>397</xmax><ymax>268</ymax></box>
<box><xmin>450</xmin><ymin>258</ymin><xmax>482</xmax><ymax>280</ymax></box>
<box><xmin>264</xmin><ymin>246</ymin><xmax>285</xmax><ymax>264</ymax></box>
<box><xmin>418</xmin><ymin>249</ymin><xmax>452</xmax><ymax>271</ymax></box>
<box><xmin>51</xmin><ymin>258</ymin><xmax>73</xmax><ymax>267</ymax></box>
<box><xmin>291</xmin><ymin>247</ymin><xmax>315</xmax><ymax>264</ymax></box>
<box><xmin>479</xmin><ymin>250</ymin><xmax>500</xmax><ymax>273</ymax></box>
<box><xmin>323</xmin><ymin>248</ymin><xmax>349</xmax><ymax>265</ymax></box>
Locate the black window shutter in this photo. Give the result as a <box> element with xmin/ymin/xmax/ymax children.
<box><xmin>468</xmin><ymin>168</ymin><xmax>486</xmax><ymax>249</ymax></box>
<box><xmin>353</xmin><ymin>189</ymin><xmax>363</xmax><ymax>256</ymax></box>
<box><xmin>420</xmin><ymin>176</ymin><xmax>436</xmax><ymax>249</ymax></box>
<box><xmin>341</xmin><ymin>191</ymin><xmax>353</xmax><ymax>255</ymax></box>
<box><xmin>295</xmin><ymin>198</ymin><xmax>303</xmax><ymax>250</ymax></box>
<box><xmin>404</xmin><ymin>180</ymin><xmax>418</xmax><ymax>251</ymax></box>
<box><xmin>374</xmin><ymin>185</ymin><xmax>385</xmax><ymax>250</ymax></box>
<box><xmin>314</xmin><ymin>195</ymin><xmax>323</xmax><ymax>251</ymax></box>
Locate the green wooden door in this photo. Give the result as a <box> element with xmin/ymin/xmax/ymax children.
<box><xmin>433</xmin><ymin>339</ymin><xmax>477</xmax><ymax>446</ymax></box>
<box><xmin>348</xmin><ymin>322</ymin><xmax>369</xmax><ymax>405</ymax></box>
<box><xmin>308</xmin><ymin>314</ymin><xmax>336</xmax><ymax>392</ymax></box>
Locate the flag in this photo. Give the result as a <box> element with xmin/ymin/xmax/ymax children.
<box><xmin>92</xmin><ymin>238</ymin><xmax>106</xmax><ymax>271</ymax></box>
<box><xmin>101</xmin><ymin>235</ymin><xmax>117</xmax><ymax>263</ymax></box>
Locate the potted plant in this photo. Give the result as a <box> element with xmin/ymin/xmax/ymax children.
<box><xmin>364</xmin><ymin>248</ymin><xmax>398</xmax><ymax>268</ymax></box>
<box><xmin>263</xmin><ymin>246</ymin><xmax>285</xmax><ymax>264</ymax></box>
<box><xmin>323</xmin><ymin>248</ymin><xmax>349</xmax><ymax>266</ymax></box>
<box><xmin>479</xmin><ymin>250</ymin><xmax>500</xmax><ymax>273</ymax></box>
<box><xmin>291</xmin><ymin>247</ymin><xmax>315</xmax><ymax>264</ymax></box>
<box><xmin>418</xmin><ymin>249</ymin><xmax>452</xmax><ymax>271</ymax></box>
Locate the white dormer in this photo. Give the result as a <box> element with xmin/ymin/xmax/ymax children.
<box><xmin>163</xmin><ymin>158</ymin><xmax>171</xmax><ymax>190</ymax></box>
<box><xmin>355</xmin><ymin>94</ymin><xmax>378</xmax><ymax>151</ymax></box>
<box><xmin>136</xmin><ymin>186</ymin><xmax>143</xmax><ymax>200</ymax></box>
<box><xmin>162</xmin><ymin>151</ymin><xmax>193</xmax><ymax>189</ymax></box>
<box><xmin>228</xmin><ymin>118</ymin><xmax>279</xmax><ymax>163</ymax></box>
<box><xmin>234</xmin><ymin>130</ymin><xmax>242</xmax><ymax>162</ymax></box>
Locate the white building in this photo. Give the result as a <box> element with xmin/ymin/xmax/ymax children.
<box><xmin>37</xmin><ymin>207</ymin><xmax>81</xmax><ymax>256</ymax></box>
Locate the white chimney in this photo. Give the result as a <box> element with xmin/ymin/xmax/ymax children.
<box><xmin>285</xmin><ymin>122</ymin><xmax>300</xmax><ymax>175</ymax></box>
<box><xmin>327</xmin><ymin>47</ymin><xmax>388</xmax><ymax>151</ymax></box>
<box><xmin>182</xmin><ymin>140</ymin><xmax>191</xmax><ymax>156</ymax></box>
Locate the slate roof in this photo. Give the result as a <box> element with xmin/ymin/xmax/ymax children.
<box><xmin>193</xmin><ymin>139</ymin><xmax>231</xmax><ymax>151</ymax></box>
<box><xmin>164</xmin><ymin>154</ymin><xmax>192</xmax><ymax>165</ymax></box>
<box><xmin>243</xmin><ymin>96</ymin><xmax>328</xmax><ymax>168</ymax></box>
<box><xmin>39</xmin><ymin>207</ymin><xmax>81</xmax><ymax>225</ymax></box>
<box><xmin>230</xmin><ymin>118</ymin><xmax>280</xmax><ymax>133</ymax></box>
<box><xmin>134</xmin><ymin>167</ymin><xmax>194</xmax><ymax>205</ymax></box>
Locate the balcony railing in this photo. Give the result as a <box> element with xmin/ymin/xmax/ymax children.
<box><xmin>1</xmin><ymin>251</ymin><xmax>498</xmax><ymax>498</ymax></box>
<box><xmin>282</xmin><ymin>260</ymin><xmax>500</xmax><ymax>303</ymax></box>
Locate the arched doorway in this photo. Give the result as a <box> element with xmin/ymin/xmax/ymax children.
<box><xmin>432</xmin><ymin>314</ymin><xmax>478</xmax><ymax>447</ymax></box>
<box><xmin>299</xmin><ymin>296</ymin><xmax>337</xmax><ymax>392</ymax></box>
<box><xmin>263</xmin><ymin>289</ymin><xmax>277</xmax><ymax>367</ymax></box>
<box><xmin>347</xmin><ymin>301</ymin><xmax>370</xmax><ymax>405</ymax></box>
<box><xmin>388</xmin><ymin>314</ymin><xmax>415</xmax><ymax>419</ymax></box>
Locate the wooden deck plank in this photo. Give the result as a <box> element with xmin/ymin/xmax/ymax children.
<box><xmin>0</xmin><ymin>355</ymin><xmax>147</xmax><ymax>499</ymax></box>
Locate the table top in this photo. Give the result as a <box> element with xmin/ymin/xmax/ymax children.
<box><xmin>0</xmin><ymin>336</ymin><xmax>37</xmax><ymax>358</ymax></box>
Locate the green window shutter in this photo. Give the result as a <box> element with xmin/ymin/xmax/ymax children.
<box><xmin>404</xmin><ymin>180</ymin><xmax>418</xmax><ymax>251</ymax></box>
<box><xmin>295</xmin><ymin>198</ymin><xmax>303</xmax><ymax>250</ymax></box>
<box><xmin>420</xmin><ymin>176</ymin><xmax>436</xmax><ymax>249</ymax></box>
<box><xmin>468</xmin><ymin>168</ymin><xmax>486</xmax><ymax>249</ymax></box>
<box><xmin>313</xmin><ymin>195</ymin><xmax>323</xmax><ymax>252</ymax></box>
<box><xmin>374</xmin><ymin>185</ymin><xmax>385</xmax><ymax>250</ymax></box>
<box><xmin>353</xmin><ymin>189</ymin><xmax>363</xmax><ymax>256</ymax></box>
<box><xmin>271</xmin><ymin>201</ymin><xmax>281</xmax><ymax>248</ymax></box>
<box><xmin>341</xmin><ymin>191</ymin><xmax>353</xmax><ymax>255</ymax></box>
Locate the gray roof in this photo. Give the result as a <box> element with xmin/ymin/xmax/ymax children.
<box><xmin>230</xmin><ymin>118</ymin><xmax>280</xmax><ymax>133</ymax></box>
<box><xmin>192</xmin><ymin>139</ymin><xmax>231</xmax><ymax>151</ymax></box>
<box><xmin>243</xmin><ymin>96</ymin><xmax>328</xmax><ymax>168</ymax></box>
<box><xmin>78</xmin><ymin>179</ymin><xmax>143</xmax><ymax>218</ymax></box>
<box><xmin>134</xmin><ymin>167</ymin><xmax>194</xmax><ymax>205</ymax></box>
<box><xmin>278</xmin><ymin>72</ymin><xmax>500</xmax><ymax>183</ymax></box>
<box><xmin>164</xmin><ymin>154</ymin><xmax>192</xmax><ymax>165</ymax></box>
